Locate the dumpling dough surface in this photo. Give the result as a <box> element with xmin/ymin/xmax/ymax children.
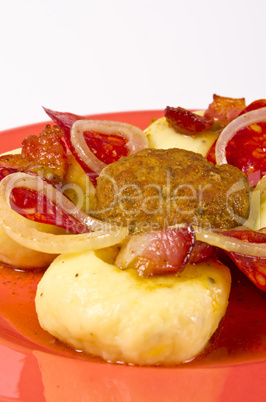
<box><xmin>145</xmin><ymin>116</ymin><xmax>218</xmax><ymax>156</ymax></box>
<box><xmin>0</xmin><ymin>220</ymin><xmax>64</xmax><ymax>269</ymax></box>
<box><xmin>35</xmin><ymin>251</ymin><xmax>231</xmax><ymax>366</ymax></box>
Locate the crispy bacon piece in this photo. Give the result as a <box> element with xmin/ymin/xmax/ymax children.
<box><xmin>43</xmin><ymin>107</ymin><xmax>129</xmax><ymax>186</ymax></box>
<box><xmin>223</xmin><ymin>229</ymin><xmax>266</xmax><ymax>291</ymax></box>
<box><xmin>21</xmin><ymin>124</ymin><xmax>68</xmax><ymax>180</ymax></box>
<box><xmin>43</xmin><ymin>108</ymin><xmax>84</xmax><ymax>132</ymax></box>
<box><xmin>204</xmin><ymin>94</ymin><xmax>246</xmax><ymax>128</ymax></box>
<box><xmin>189</xmin><ymin>241</ymin><xmax>215</xmax><ymax>264</ymax></box>
<box><xmin>0</xmin><ymin>161</ymin><xmax>35</xmax><ymax>180</ymax></box>
<box><xmin>115</xmin><ymin>224</ymin><xmax>195</xmax><ymax>277</ymax></box>
<box><xmin>164</xmin><ymin>106</ymin><xmax>213</xmax><ymax>135</ymax></box>
<box><xmin>0</xmin><ymin>125</ymin><xmax>75</xmax><ymax>230</ymax></box>
<box><xmin>0</xmin><ymin>125</ymin><xmax>68</xmax><ymax>182</ymax></box>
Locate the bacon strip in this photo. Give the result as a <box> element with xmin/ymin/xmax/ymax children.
<box><xmin>21</xmin><ymin>124</ymin><xmax>68</xmax><ymax>180</ymax></box>
<box><xmin>204</xmin><ymin>94</ymin><xmax>246</xmax><ymax>128</ymax></box>
<box><xmin>43</xmin><ymin>108</ymin><xmax>99</xmax><ymax>185</ymax></box>
<box><xmin>0</xmin><ymin>125</ymin><xmax>77</xmax><ymax>230</ymax></box>
<box><xmin>188</xmin><ymin>241</ymin><xmax>215</xmax><ymax>264</ymax></box>
<box><xmin>115</xmin><ymin>224</ymin><xmax>195</xmax><ymax>277</ymax></box>
<box><xmin>43</xmin><ymin>107</ymin><xmax>83</xmax><ymax>132</ymax></box>
<box><xmin>165</xmin><ymin>106</ymin><xmax>213</xmax><ymax>135</ymax></box>
<box><xmin>0</xmin><ymin>125</ymin><xmax>68</xmax><ymax>183</ymax></box>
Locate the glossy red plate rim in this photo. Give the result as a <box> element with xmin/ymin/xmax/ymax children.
<box><xmin>1</xmin><ymin>110</ymin><xmax>266</xmax><ymax>402</ymax></box>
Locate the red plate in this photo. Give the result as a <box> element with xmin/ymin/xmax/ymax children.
<box><xmin>1</xmin><ymin>111</ymin><xmax>266</xmax><ymax>402</ymax></box>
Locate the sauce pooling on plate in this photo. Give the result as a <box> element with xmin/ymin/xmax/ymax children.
<box><xmin>1</xmin><ymin>262</ymin><xmax>266</xmax><ymax>366</ymax></box>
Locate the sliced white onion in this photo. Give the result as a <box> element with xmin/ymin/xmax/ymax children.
<box><xmin>215</xmin><ymin>107</ymin><xmax>266</xmax><ymax>165</ymax></box>
<box><xmin>71</xmin><ymin>120</ymin><xmax>149</xmax><ymax>174</ymax></box>
<box><xmin>193</xmin><ymin>225</ymin><xmax>266</xmax><ymax>257</ymax></box>
<box><xmin>0</xmin><ymin>172</ymin><xmax>128</xmax><ymax>254</ymax></box>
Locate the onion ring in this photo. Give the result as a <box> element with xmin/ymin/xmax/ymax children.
<box><xmin>193</xmin><ymin>226</ymin><xmax>266</xmax><ymax>258</ymax></box>
<box><xmin>215</xmin><ymin>107</ymin><xmax>266</xmax><ymax>165</ymax></box>
<box><xmin>0</xmin><ymin>172</ymin><xmax>128</xmax><ymax>254</ymax></box>
<box><xmin>70</xmin><ymin>119</ymin><xmax>149</xmax><ymax>174</ymax></box>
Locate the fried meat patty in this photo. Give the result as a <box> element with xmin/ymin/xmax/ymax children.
<box><xmin>93</xmin><ymin>148</ymin><xmax>251</xmax><ymax>233</ymax></box>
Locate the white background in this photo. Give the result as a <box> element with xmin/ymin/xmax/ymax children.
<box><xmin>1</xmin><ymin>0</ymin><xmax>266</xmax><ymax>131</ymax></box>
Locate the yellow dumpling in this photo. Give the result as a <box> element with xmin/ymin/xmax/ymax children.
<box><xmin>247</xmin><ymin>176</ymin><xmax>266</xmax><ymax>230</ymax></box>
<box><xmin>63</xmin><ymin>153</ymin><xmax>95</xmax><ymax>213</ymax></box>
<box><xmin>35</xmin><ymin>250</ymin><xmax>231</xmax><ymax>366</ymax></box>
<box><xmin>0</xmin><ymin>219</ymin><xmax>64</xmax><ymax>269</ymax></box>
<box><xmin>145</xmin><ymin>114</ymin><xmax>218</xmax><ymax>157</ymax></box>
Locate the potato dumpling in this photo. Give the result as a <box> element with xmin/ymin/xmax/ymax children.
<box><xmin>36</xmin><ymin>250</ymin><xmax>231</xmax><ymax>366</ymax></box>
<box><xmin>145</xmin><ymin>115</ymin><xmax>218</xmax><ymax>157</ymax></box>
<box><xmin>63</xmin><ymin>154</ymin><xmax>95</xmax><ymax>213</ymax></box>
<box><xmin>0</xmin><ymin>219</ymin><xmax>64</xmax><ymax>269</ymax></box>
<box><xmin>246</xmin><ymin>176</ymin><xmax>266</xmax><ymax>230</ymax></box>
<box><xmin>257</xmin><ymin>205</ymin><xmax>266</xmax><ymax>229</ymax></box>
